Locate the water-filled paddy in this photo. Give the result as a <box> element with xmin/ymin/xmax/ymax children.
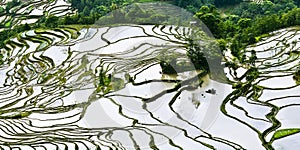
<box><xmin>0</xmin><ymin>4</ymin><xmax>300</xmax><ymax>148</ymax></box>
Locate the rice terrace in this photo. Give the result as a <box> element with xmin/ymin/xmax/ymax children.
<box><xmin>0</xmin><ymin>0</ymin><xmax>299</xmax><ymax>149</ymax></box>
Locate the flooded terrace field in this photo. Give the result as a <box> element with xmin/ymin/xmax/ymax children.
<box><xmin>0</xmin><ymin>1</ymin><xmax>300</xmax><ymax>149</ymax></box>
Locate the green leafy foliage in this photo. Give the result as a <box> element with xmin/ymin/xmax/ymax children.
<box><xmin>173</xmin><ymin>0</ymin><xmax>213</xmax><ymax>12</ymax></box>
<box><xmin>96</xmin><ymin>60</ymin><xmax>126</xmax><ymax>95</ymax></box>
<box><xmin>293</xmin><ymin>68</ymin><xmax>300</xmax><ymax>84</ymax></box>
<box><xmin>68</xmin><ymin>0</ymin><xmax>131</xmax><ymax>17</ymax></box>
<box><xmin>5</xmin><ymin>111</ymin><xmax>31</xmax><ymax>119</ymax></box>
<box><xmin>195</xmin><ymin>5</ymin><xmax>222</xmax><ymax>38</ymax></box>
<box><xmin>194</xmin><ymin>1</ymin><xmax>299</xmax><ymax>61</ymax></box>
<box><xmin>0</xmin><ymin>23</ymin><xmax>32</xmax><ymax>48</ymax></box>
<box><xmin>237</xmin><ymin>18</ymin><xmax>251</xmax><ymax>29</ymax></box>
<box><xmin>214</xmin><ymin>0</ymin><xmax>243</xmax><ymax>7</ymax></box>
<box><xmin>0</xmin><ymin>53</ymin><xmax>3</xmax><ymax>65</ymax></box>
<box><xmin>5</xmin><ymin>0</ymin><xmax>21</xmax><ymax>14</ymax></box>
<box><xmin>186</xmin><ymin>42</ymin><xmax>211</xmax><ymax>72</ymax></box>
<box><xmin>271</xmin><ymin>128</ymin><xmax>300</xmax><ymax>141</ymax></box>
<box><xmin>231</xmin><ymin>0</ymin><xmax>296</xmax><ymax>18</ymax></box>
<box><xmin>96</xmin><ymin>67</ymin><xmax>125</xmax><ymax>95</ymax></box>
<box><xmin>95</xmin><ymin>3</ymin><xmax>170</xmax><ymax>25</ymax></box>
<box><xmin>96</xmin><ymin>66</ymin><xmax>112</xmax><ymax>94</ymax></box>
<box><xmin>294</xmin><ymin>0</ymin><xmax>300</xmax><ymax>6</ymax></box>
<box><xmin>45</xmin><ymin>15</ymin><xmax>59</xmax><ymax>28</ymax></box>
<box><xmin>0</xmin><ymin>6</ymin><xmax>4</xmax><ymax>14</ymax></box>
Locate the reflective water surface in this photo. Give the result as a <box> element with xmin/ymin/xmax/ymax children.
<box><xmin>0</xmin><ymin>1</ymin><xmax>300</xmax><ymax>149</ymax></box>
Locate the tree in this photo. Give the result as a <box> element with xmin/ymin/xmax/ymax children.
<box><xmin>24</xmin><ymin>23</ymin><xmax>31</xmax><ymax>30</ymax></box>
<box><xmin>78</xmin><ymin>16</ymin><xmax>95</xmax><ymax>24</ymax></box>
<box><xmin>281</xmin><ymin>8</ymin><xmax>300</xmax><ymax>27</ymax></box>
<box><xmin>294</xmin><ymin>0</ymin><xmax>300</xmax><ymax>6</ymax></box>
<box><xmin>214</xmin><ymin>0</ymin><xmax>243</xmax><ymax>7</ymax></box>
<box><xmin>252</xmin><ymin>14</ymin><xmax>280</xmax><ymax>35</ymax></box>
<box><xmin>174</xmin><ymin>0</ymin><xmax>205</xmax><ymax>9</ymax></box>
<box><xmin>217</xmin><ymin>39</ymin><xmax>227</xmax><ymax>51</ymax></box>
<box><xmin>197</xmin><ymin>5</ymin><xmax>210</xmax><ymax>16</ymax></box>
<box><xmin>237</xmin><ymin>18</ymin><xmax>252</xmax><ymax>29</ymax></box>
<box><xmin>197</xmin><ymin>13</ymin><xmax>221</xmax><ymax>38</ymax></box>
<box><xmin>45</xmin><ymin>15</ymin><xmax>59</xmax><ymax>28</ymax></box>
<box><xmin>0</xmin><ymin>7</ymin><xmax>4</xmax><ymax>14</ymax></box>
<box><xmin>96</xmin><ymin>5</ymin><xmax>109</xmax><ymax>16</ymax></box>
<box><xmin>83</xmin><ymin>6</ymin><xmax>90</xmax><ymax>16</ymax></box>
<box><xmin>218</xmin><ymin>19</ymin><xmax>236</xmax><ymax>38</ymax></box>
<box><xmin>195</xmin><ymin>5</ymin><xmax>222</xmax><ymax>38</ymax></box>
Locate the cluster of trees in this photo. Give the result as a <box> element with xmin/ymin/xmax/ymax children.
<box><xmin>36</xmin><ymin>14</ymin><xmax>95</xmax><ymax>28</ymax></box>
<box><xmin>173</xmin><ymin>0</ymin><xmax>299</xmax><ymax>10</ymax></box>
<box><xmin>168</xmin><ymin>0</ymin><xmax>243</xmax><ymax>12</ymax></box>
<box><xmin>35</xmin><ymin>3</ymin><xmax>170</xmax><ymax>27</ymax></box>
<box><xmin>159</xmin><ymin>26</ymin><xmax>223</xmax><ymax>75</ymax></box>
<box><xmin>0</xmin><ymin>0</ymin><xmax>21</xmax><ymax>28</ymax></box>
<box><xmin>65</xmin><ymin>0</ymin><xmax>299</xmax><ymax>28</ymax></box>
<box><xmin>230</xmin><ymin>7</ymin><xmax>300</xmax><ymax>59</ymax></box>
<box><xmin>67</xmin><ymin>0</ymin><xmax>247</xmax><ymax>18</ymax></box>
<box><xmin>96</xmin><ymin>4</ymin><xmax>170</xmax><ymax>25</ymax></box>
<box><xmin>214</xmin><ymin>0</ymin><xmax>243</xmax><ymax>7</ymax></box>
<box><xmin>231</xmin><ymin>0</ymin><xmax>297</xmax><ymax>18</ymax></box>
<box><xmin>0</xmin><ymin>7</ymin><xmax>4</xmax><ymax>14</ymax></box>
<box><xmin>68</xmin><ymin>0</ymin><xmax>132</xmax><ymax>17</ymax></box>
<box><xmin>194</xmin><ymin>1</ymin><xmax>300</xmax><ymax>61</ymax></box>
<box><xmin>0</xmin><ymin>23</ymin><xmax>31</xmax><ymax>47</ymax></box>
<box><xmin>60</xmin><ymin>0</ymin><xmax>161</xmax><ymax>26</ymax></box>
<box><xmin>5</xmin><ymin>0</ymin><xmax>21</xmax><ymax>14</ymax></box>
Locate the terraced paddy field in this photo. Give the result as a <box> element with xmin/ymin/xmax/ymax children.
<box><xmin>0</xmin><ymin>0</ymin><xmax>74</xmax><ymax>30</ymax></box>
<box><xmin>0</xmin><ymin>1</ymin><xmax>300</xmax><ymax>150</ymax></box>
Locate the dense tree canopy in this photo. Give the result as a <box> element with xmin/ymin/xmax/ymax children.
<box><xmin>191</xmin><ymin>0</ymin><xmax>300</xmax><ymax>61</ymax></box>
<box><xmin>214</xmin><ymin>0</ymin><xmax>243</xmax><ymax>7</ymax></box>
